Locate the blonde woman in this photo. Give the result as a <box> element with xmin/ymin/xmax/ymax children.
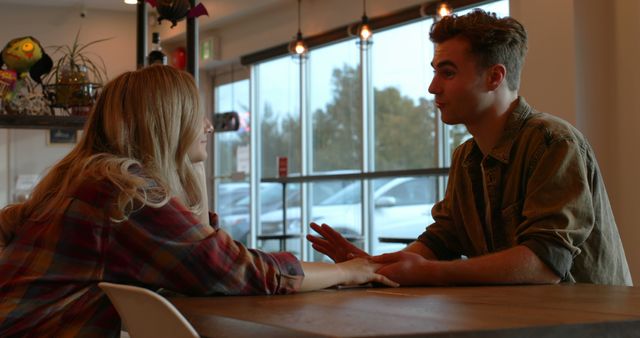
<box><xmin>0</xmin><ymin>65</ymin><xmax>396</xmax><ymax>338</ymax></box>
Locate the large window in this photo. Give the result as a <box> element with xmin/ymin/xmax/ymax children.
<box><xmin>372</xmin><ymin>19</ymin><xmax>437</xmax><ymax>171</ymax></box>
<box><xmin>309</xmin><ymin>39</ymin><xmax>361</xmax><ymax>173</ymax></box>
<box><xmin>256</xmin><ymin>57</ymin><xmax>302</xmax><ymax>178</ymax></box>
<box><xmin>213</xmin><ymin>0</ymin><xmax>509</xmax><ymax>259</ymax></box>
<box><xmin>253</xmin><ymin>57</ymin><xmax>303</xmax><ymax>253</ymax></box>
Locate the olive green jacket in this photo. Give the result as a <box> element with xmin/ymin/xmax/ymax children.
<box><xmin>418</xmin><ymin>97</ymin><xmax>632</xmax><ymax>285</ymax></box>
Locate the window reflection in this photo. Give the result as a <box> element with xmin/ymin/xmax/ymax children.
<box><xmin>214</xmin><ymin>79</ymin><xmax>250</xmax><ymax>245</ymax></box>
<box><xmin>309</xmin><ymin>39</ymin><xmax>361</xmax><ymax>172</ymax></box>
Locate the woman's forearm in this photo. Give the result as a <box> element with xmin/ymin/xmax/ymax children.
<box><xmin>299</xmin><ymin>262</ymin><xmax>347</xmax><ymax>292</ymax></box>
<box><xmin>299</xmin><ymin>259</ymin><xmax>399</xmax><ymax>292</ymax></box>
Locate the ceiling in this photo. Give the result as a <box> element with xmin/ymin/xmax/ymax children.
<box><xmin>0</xmin><ymin>0</ymin><xmax>135</xmax><ymax>12</ymax></box>
<box><xmin>0</xmin><ymin>0</ymin><xmax>289</xmax><ymax>28</ymax></box>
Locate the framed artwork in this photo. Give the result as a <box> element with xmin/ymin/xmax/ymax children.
<box><xmin>48</xmin><ymin>128</ymin><xmax>77</xmax><ymax>145</ymax></box>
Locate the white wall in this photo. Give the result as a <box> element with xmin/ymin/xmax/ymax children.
<box><xmin>0</xmin><ymin>4</ymin><xmax>136</xmax><ymax>206</ymax></box>
<box><xmin>511</xmin><ymin>0</ymin><xmax>640</xmax><ymax>285</ymax></box>
<box><xmin>511</xmin><ymin>0</ymin><xmax>577</xmax><ymax>124</ymax></box>
<box><xmin>612</xmin><ymin>0</ymin><xmax>640</xmax><ymax>286</ymax></box>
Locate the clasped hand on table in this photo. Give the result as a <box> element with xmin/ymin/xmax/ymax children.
<box><xmin>307</xmin><ymin>222</ymin><xmax>434</xmax><ymax>286</ymax></box>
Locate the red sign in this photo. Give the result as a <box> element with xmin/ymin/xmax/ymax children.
<box><xmin>277</xmin><ymin>157</ymin><xmax>288</xmax><ymax>178</ymax></box>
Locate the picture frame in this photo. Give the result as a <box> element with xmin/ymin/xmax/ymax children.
<box><xmin>47</xmin><ymin>128</ymin><xmax>77</xmax><ymax>145</ymax></box>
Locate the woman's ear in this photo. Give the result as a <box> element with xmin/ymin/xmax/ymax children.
<box><xmin>486</xmin><ymin>64</ymin><xmax>507</xmax><ymax>91</ymax></box>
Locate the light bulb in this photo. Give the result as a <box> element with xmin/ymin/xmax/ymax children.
<box><xmin>124</xmin><ymin>0</ymin><xmax>137</xmax><ymax>4</ymax></box>
<box><xmin>294</xmin><ymin>41</ymin><xmax>306</xmax><ymax>54</ymax></box>
<box><xmin>437</xmin><ymin>2</ymin><xmax>452</xmax><ymax>18</ymax></box>
<box><xmin>359</xmin><ymin>24</ymin><xmax>372</xmax><ymax>41</ymax></box>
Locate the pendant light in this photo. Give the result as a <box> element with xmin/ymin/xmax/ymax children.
<box><xmin>288</xmin><ymin>0</ymin><xmax>307</xmax><ymax>56</ymax></box>
<box><xmin>420</xmin><ymin>1</ymin><xmax>453</xmax><ymax>20</ymax></box>
<box><xmin>436</xmin><ymin>1</ymin><xmax>453</xmax><ymax>19</ymax></box>
<box><xmin>357</xmin><ymin>0</ymin><xmax>372</xmax><ymax>44</ymax></box>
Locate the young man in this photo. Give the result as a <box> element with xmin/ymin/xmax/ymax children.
<box><xmin>308</xmin><ymin>9</ymin><xmax>632</xmax><ymax>286</ymax></box>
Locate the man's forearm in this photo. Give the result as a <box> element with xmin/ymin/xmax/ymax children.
<box><xmin>422</xmin><ymin>245</ymin><xmax>561</xmax><ymax>285</ymax></box>
<box><xmin>403</xmin><ymin>241</ymin><xmax>438</xmax><ymax>260</ymax></box>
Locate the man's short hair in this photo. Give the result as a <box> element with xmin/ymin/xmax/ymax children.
<box><xmin>430</xmin><ymin>9</ymin><xmax>527</xmax><ymax>91</ymax></box>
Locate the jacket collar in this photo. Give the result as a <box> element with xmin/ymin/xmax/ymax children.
<box><xmin>463</xmin><ymin>96</ymin><xmax>532</xmax><ymax>166</ymax></box>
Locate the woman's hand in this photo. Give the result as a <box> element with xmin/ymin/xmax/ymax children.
<box><xmin>306</xmin><ymin>222</ymin><xmax>369</xmax><ymax>263</ymax></box>
<box><xmin>337</xmin><ymin>257</ymin><xmax>399</xmax><ymax>287</ymax></box>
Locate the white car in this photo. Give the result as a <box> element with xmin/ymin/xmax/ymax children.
<box><xmin>218</xmin><ymin>179</ymin><xmax>352</xmax><ymax>245</ymax></box>
<box><xmin>259</xmin><ymin>176</ymin><xmax>437</xmax><ymax>256</ymax></box>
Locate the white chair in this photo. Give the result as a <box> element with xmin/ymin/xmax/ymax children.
<box><xmin>98</xmin><ymin>282</ymin><xmax>199</xmax><ymax>338</ymax></box>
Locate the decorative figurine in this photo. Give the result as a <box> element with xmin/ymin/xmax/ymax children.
<box><xmin>146</xmin><ymin>0</ymin><xmax>209</xmax><ymax>28</ymax></box>
<box><xmin>0</xmin><ymin>36</ymin><xmax>53</xmax><ymax>84</ymax></box>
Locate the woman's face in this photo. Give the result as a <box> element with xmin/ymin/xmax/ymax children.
<box><xmin>188</xmin><ymin>118</ymin><xmax>214</xmax><ymax>163</ymax></box>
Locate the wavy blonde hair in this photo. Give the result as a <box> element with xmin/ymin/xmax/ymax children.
<box><xmin>0</xmin><ymin>65</ymin><xmax>204</xmax><ymax>247</ymax></box>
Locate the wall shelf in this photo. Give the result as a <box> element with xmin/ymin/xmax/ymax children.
<box><xmin>0</xmin><ymin>115</ymin><xmax>86</xmax><ymax>130</ymax></box>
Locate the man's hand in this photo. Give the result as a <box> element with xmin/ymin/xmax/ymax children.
<box><xmin>371</xmin><ymin>251</ymin><xmax>436</xmax><ymax>286</ymax></box>
<box><xmin>306</xmin><ymin>222</ymin><xmax>369</xmax><ymax>263</ymax></box>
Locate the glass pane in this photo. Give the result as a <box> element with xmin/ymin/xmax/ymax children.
<box><xmin>257</xmin><ymin>182</ymin><xmax>302</xmax><ymax>255</ymax></box>
<box><xmin>214</xmin><ymin>79</ymin><xmax>251</xmax><ymax>245</ymax></box>
<box><xmin>259</xmin><ymin>180</ymin><xmax>356</xmax><ymax>258</ymax></box>
<box><xmin>371</xmin><ymin>176</ymin><xmax>437</xmax><ymax>255</ymax></box>
<box><xmin>309</xmin><ymin>39</ymin><xmax>361</xmax><ymax>172</ymax></box>
<box><xmin>309</xmin><ymin>179</ymin><xmax>363</xmax><ymax>261</ymax></box>
<box><xmin>255</xmin><ymin>56</ymin><xmax>302</xmax><ymax>254</ymax></box>
<box><xmin>257</xmin><ymin>57</ymin><xmax>301</xmax><ymax>178</ymax></box>
<box><xmin>372</xmin><ymin>19</ymin><xmax>438</xmax><ymax>170</ymax></box>
<box><xmin>456</xmin><ymin>0</ymin><xmax>509</xmax><ymax>16</ymax></box>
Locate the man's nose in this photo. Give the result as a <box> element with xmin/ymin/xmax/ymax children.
<box><xmin>428</xmin><ymin>78</ymin><xmax>439</xmax><ymax>95</ymax></box>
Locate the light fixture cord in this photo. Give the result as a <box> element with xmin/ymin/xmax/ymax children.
<box><xmin>363</xmin><ymin>0</ymin><xmax>367</xmax><ymax>16</ymax></box>
<box><xmin>230</xmin><ymin>64</ymin><xmax>235</xmax><ymax>111</ymax></box>
<box><xmin>297</xmin><ymin>0</ymin><xmax>302</xmax><ymax>33</ymax></box>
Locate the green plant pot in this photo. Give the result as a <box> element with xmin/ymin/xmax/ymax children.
<box><xmin>53</xmin><ymin>65</ymin><xmax>95</xmax><ymax>110</ymax></box>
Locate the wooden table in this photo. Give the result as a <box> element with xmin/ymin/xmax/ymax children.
<box><xmin>169</xmin><ymin>284</ymin><xmax>640</xmax><ymax>337</ymax></box>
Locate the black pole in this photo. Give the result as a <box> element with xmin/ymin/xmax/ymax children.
<box><xmin>136</xmin><ymin>0</ymin><xmax>148</xmax><ymax>69</ymax></box>
<box><xmin>187</xmin><ymin>0</ymin><xmax>198</xmax><ymax>86</ymax></box>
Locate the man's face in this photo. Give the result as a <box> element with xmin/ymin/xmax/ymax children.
<box><xmin>428</xmin><ymin>37</ymin><xmax>491</xmax><ymax>126</ymax></box>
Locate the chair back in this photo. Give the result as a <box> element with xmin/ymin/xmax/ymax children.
<box><xmin>98</xmin><ymin>282</ymin><xmax>199</xmax><ymax>338</ymax></box>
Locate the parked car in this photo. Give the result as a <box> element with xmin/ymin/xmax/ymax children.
<box><xmin>259</xmin><ymin>176</ymin><xmax>438</xmax><ymax>256</ymax></box>
<box><xmin>217</xmin><ymin>183</ymin><xmax>297</xmax><ymax>245</ymax></box>
<box><xmin>217</xmin><ymin>179</ymin><xmax>352</xmax><ymax>245</ymax></box>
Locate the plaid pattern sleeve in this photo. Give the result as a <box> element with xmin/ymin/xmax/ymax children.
<box><xmin>0</xmin><ymin>178</ymin><xmax>304</xmax><ymax>338</ymax></box>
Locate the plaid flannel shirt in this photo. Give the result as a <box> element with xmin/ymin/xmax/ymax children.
<box><xmin>0</xmin><ymin>177</ymin><xmax>303</xmax><ymax>337</ymax></box>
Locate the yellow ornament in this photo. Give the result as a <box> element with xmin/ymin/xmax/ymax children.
<box><xmin>0</xmin><ymin>36</ymin><xmax>52</xmax><ymax>83</ymax></box>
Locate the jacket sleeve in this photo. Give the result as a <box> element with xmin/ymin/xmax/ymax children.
<box><xmin>416</xmin><ymin>147</ymin><xmax>465</xmax><ymax>260</ymax></box>
<box><xmin>102</xmin><ymin>198</ymin><xmax>304</xmax><ymax>296</ymax></box>
<box><xmin>516</xmin><ymin>137</ymin><xmax>594</xmax><ymax>281</ymax></box>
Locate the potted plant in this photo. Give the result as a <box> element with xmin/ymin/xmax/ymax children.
<box><xmin>44</xmin><ymin>30</ymin><xmax>110</xmax><ymax>114</ymax></box>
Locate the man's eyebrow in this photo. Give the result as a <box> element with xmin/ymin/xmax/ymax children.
<box><xmin>431</xmin><ymin>60</ymin><xmax>457</xmax><ymax>69</ymax></box>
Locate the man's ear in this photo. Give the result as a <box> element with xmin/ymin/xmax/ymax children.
<box><xmin>486</xmin><ymin>64</ymin><xmax>507</xmax><ymax>90</ymax></box>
